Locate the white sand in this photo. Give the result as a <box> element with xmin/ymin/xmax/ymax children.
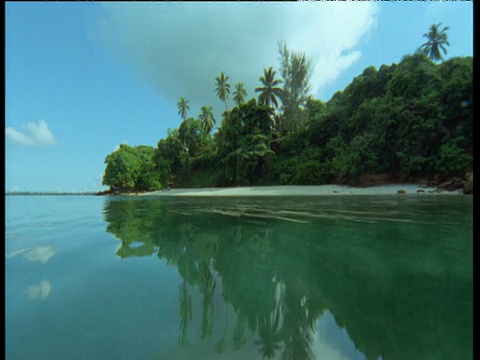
<box><xmin>139</xmin><ymin>184</ymin><xmax>463</xmax><ymax>197</ymax></box>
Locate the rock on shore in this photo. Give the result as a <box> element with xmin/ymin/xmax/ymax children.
<box><xmin>463</xmin><ymin>172</ymin><xmax>473</xmax><ymax>195</ymax></box>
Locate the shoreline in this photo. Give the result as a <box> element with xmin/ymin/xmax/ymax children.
<box><xmin>133</xmin><ymin>184</ymin><xmax>465</xmax><ymax>197</ymax></box>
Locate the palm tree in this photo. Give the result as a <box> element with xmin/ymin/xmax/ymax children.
<box><xmin>419</xmin><ymin>23</ymin><xmax>450</xmax><ymax>62</ymax></box>
<box><xmin>215</xmin><ymin>71</ymin><xmax>231</xmax><ymax>118</ymax></box>
<box><xmin>199</xmin><ymin>105</ymin><xmax>216</xmax><ymax>134</ymax></box>
<box><xmin>255</xmin><ymin>67</ymin><xmax>283</xmax><ymax>109</ymax></box>
<box><xmin>177</xmin><ymin>97</ymin><xmax>190</xmax><ymax>121</ymax></box>
<box><xmin>233</xmin><ymin>82</ymin><xmax>248</xmax><ymax>106</ymax></box>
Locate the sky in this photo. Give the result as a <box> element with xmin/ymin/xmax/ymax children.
<box><xmin>5</xmin><ymin>1</ymin><xmax>473</xmax><ymax>192</ymax></box>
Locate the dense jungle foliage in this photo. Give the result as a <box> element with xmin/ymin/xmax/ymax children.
<box><xmin>102</xmin><ymin>45</ymin><xmax>472</xmax><ymax>192</ymax></box>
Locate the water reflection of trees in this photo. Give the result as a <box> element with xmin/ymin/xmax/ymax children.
<box><xmin>103</xmin><ymin>198</ymin><xmax>473</xmax><ymax>360</ymax></box>
<box><xmin>255</xmin><ymin>304</ymin><xmax>282</xmax><ymax>358</ymax></box>
<box><xmin>178</xmin><ymin>280</ymin><xmax>192</xmax><ymax>346</ymax></box>
<box><xmin>198</xmin><ymin>261</ymin><xmax>215</xmax><ymax>339</ymax></box>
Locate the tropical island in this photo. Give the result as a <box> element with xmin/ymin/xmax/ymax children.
<box><xmin>99</xmin><ymin>25</ymin><xmax>473</xmax><ymax>196</ymax></box>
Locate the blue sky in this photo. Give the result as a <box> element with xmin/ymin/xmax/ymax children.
<box><xmin>5</xmin><ymin>2</ymin><xmax>473</xmax><ymax>192</ymax></box>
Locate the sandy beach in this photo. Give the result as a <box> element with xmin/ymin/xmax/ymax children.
<box><xmin>138</xmin><ymin>184</ymin><xmax>463</xmax><ymax>197</ymax></box>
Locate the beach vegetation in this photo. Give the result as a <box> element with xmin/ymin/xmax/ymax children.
<box><xmin>101</xmin><ymin>38</ymin><xmax>472</xmax><ymax>192</ymax></box>
<box><xmin>102</xmin><ymin>144</ymin><xmax>164</xmax><ymax>191</ymax></box>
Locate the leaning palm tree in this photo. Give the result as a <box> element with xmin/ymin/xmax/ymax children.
<box><xmin>233</xmin><ymin>82</ymin><xmax>248</xmax><ymax>106</ymax></box>
<box><xmin>199</xmin><ymin>105</ymin><xmax>216</xmax><ymax>134</ymax></box>
<box><xmin>419</xmin><ymin>23</ymin><xmax>450</xmax><ymax>62</ymax></box>
<box><xmin>177</xmin><ymin>97</ymin><xmax>190</xmax><ymax>121</ymax></box>
<box><xmin>215</xmin><ymin>71</ymin><xmax>231</xmax><ymax>118</ymax></box>
<box><xmin>255</xmin><ymin>67</ymin><xmax>283</xmax><ymax>109</ymax></box>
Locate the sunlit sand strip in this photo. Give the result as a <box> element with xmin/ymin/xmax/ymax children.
<box><xmin>141</xmin><ymin>184</ymin><xmax>459</xmax><ymax>197</ymax></box>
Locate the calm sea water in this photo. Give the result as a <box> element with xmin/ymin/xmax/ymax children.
<box><xmin>5</xmin><ymin>195</ymin><xmax>473</xmax><ymax>360</ymax></box>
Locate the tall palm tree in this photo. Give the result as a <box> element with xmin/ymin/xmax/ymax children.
<box><xmin>255</xmin><ymin>67</ymin><xmax>283</xmax><ymax>109</ymax></box>
<box><xmin>233</xmin><ymin>82</ymin><xmax>248</xmax><ymax>106</ymax></box>
<box><xmin>215</xmin><ymin>71</ymin><xmax>231</xmax><ymax>118</ymax></box>
<box><xmin>419</xmin><ymin>23</ymin><xmax>450</xmax><ymax>62</ymax></box>
<box><xmin>199</xmin><ymin>105</ymin><xmax>216</xmax><ymax>134</ymax></box>
<box><xmin>177</xmin><ymin>97</ymin><xmax>190</xmax><ymax>121</ymax></box>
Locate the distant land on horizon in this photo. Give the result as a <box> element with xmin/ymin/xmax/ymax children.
<box><xmin>5</xmin><ymin>191</ymin><xmax>98</xmax><ymax>196</ymax></box>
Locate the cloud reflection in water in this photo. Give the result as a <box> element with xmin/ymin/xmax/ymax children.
<box><xmin>25</xmin><ymin>280</ymin><xmax>52</xmax><ymax>301</ymax></box>
<box><xmin>6</xmin><ymin>245</ymin><xmax>57</xmax><ymax>263</ymax></box>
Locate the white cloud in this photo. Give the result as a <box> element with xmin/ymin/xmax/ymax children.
<box><xmin>91</xmin><ymin>2</ymin><xmax>378</xmax><ymax>114</ymax></box>
<box><xmin>5</xmin><ymin>119</ymin><xmax>57</xmax><ymax>146</ymax></box>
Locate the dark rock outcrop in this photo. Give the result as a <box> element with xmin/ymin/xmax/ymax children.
<box><xmin>463</xmin><ymin>172</ymin><xmax>473</xmax><ymax>195</ymax></box>
<box><xmin>437</xmin><ymin>177</ymin><xmax>464</xmax><ymax>192</ymax></box>
<box><xmin>357</xmin><ymin>173</ymin><xmax>390</xmax><ymax>187</ymax></box>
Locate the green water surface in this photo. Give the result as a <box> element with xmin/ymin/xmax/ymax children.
<box><xmin>5</xmin><ymin>195</ymin><xmax>473</xmax><ymax>360</ymax></box>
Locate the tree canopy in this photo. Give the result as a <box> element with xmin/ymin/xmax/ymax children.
<box><xmin>102</xmin><ymin>144</ymin><xmax>165</xmax><ymax>191</ymax></box>
<box><xmin>101</xmin><ymin>36</ymin><xmax>472</xmax><ymax>193</ymax></box>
